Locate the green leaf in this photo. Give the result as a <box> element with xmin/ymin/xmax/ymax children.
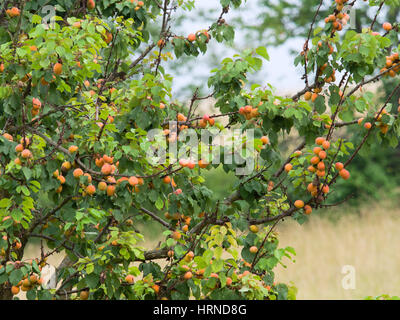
<box><xmin>0</xmin><ymin>198</ymin><xmax>11</xmax><ymax>208</ymax></box>
<box><xmin>314</xmin><ymin>95</ymin><xmax>326</xmax><ymax>114</ymax></box>
<box><xmin>86</xmin><ymin>263</ymin><xmax>94</xmax><ymax>274</ymax></box>
<box><xmin>256</xmin><ymin>46</ymin><xmax>270</xmax><ymax>61</ymax></box>
<box><xmin>31</xmin><ymin>15</ymin><xmax>42</xmax><ymax>24</ymax></box>
<box><xmin>9</xmin><ymin>269</ymin><xmax>23</xmax><ymax>285</ymax></box>
<box><xmin>155</xmin><ymin>197</ymin><xmax>164</xmax><ymax>210</ymax></box>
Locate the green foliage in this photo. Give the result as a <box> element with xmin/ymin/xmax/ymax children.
<box><xmin>0</xmin><ymin>0</ymin><xmax>399</xmax><ymax>301</ymax></box>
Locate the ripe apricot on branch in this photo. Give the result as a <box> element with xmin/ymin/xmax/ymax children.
<box><xmin>313</xmin><ymin>147</ymin><xmax>322</xmax><ymax>155</ymax></box>
<box><xmin>2</xmin><ymin>133</ymin><xmax>13</xmax><ymax>141</ymax></box>
<box><xmin>106</xmin><ymin>185</ymin><xmax>115</xmax><ymax>196</ymax></box>
<box><xmin>15</xmin><ymin>144</ymin><xmax>23</xmax><ymax>153</ymax></box>
<box><xmin>53</xmin><ymin>63</ymin><xmax>63</xmax><ymax>75</ymax></box>
<box><xmin>322</xmin><ymin>140</ymin><xmax>330</xmax><ymax>150</ymax></box>
<box><xmin>57</xmin><ymin>175</ymin><xmax>65</xmax><ymax>184</ymax></box>
<box><xmin>294</xmin><ymin>200</ymin><xmax>304</xmax><ymax>209</ymax></box>
<box><xmin>383</xmin><ymin>22</ymin><xmax>392</xmax><ymax>31</ymax></box>
<box><xmin>317</xmin><ymin>161</ymin><xmax>325</xmax><ymax>171</ymax></box>
<box><xmin>128</xmin><ymin>176</ymin><xmax>139</xmax><ymax>186</ymax></box>
<box><xmin>163</xmin><ymin>176</ymin><xmax>171</xmax><ymax>184</ymax></box>
<box><xmin>69</xmin><ymin>145</ymin><xmax>78</xmax><ymax>153</ymax></box>
<box><xmin>86</xmin><ymin>184</ymin><xmax>96</xmax><ymax>195</ymax></box>
<box><xmin>172</xmin><ymin>231</ymin><xmax>181</xmax><ymax>240</ymax></box>
<box><xmin>198</xmin><ymin>159</ymin><xmax>208</xmax><ymax>168</ymax></box>
<box><xmin>80</xmin><ymin>290</ymin><xmax>89</xmax><ymax>300</ymax></box>
<box><xmin>339</xmin><ymin>169</ymin><xmax>350</xmax><ymax>180</ymax></box>
<box><xmin>101</xmin><ymin>163</ymin><xmax>112</xmax><ymax>175</ymax></box>
<box><xmin>73</xmin><ymin>168</ymin><xmax>83</xmax><ymax>178</ymax></box>
<box><xmin>6</xmin><ymin>7</ymin><xmax>20</xmax><ymax>18</ymax></box>
<box><xmin>61</xmin><ymin>161</ymin><xmax>71</xmax><ymax>171</ymax></box>
<box><xmin>318</xmin><ymin>150</ymin><xmax>327</xmax><ymax>160</ymax></box>
<box><xmin>304</xmin><ymin>91</ymin><xmax>312</xmax><ymax>101</ymax></box>
<box><xmin>310</xmin><ymin>156</ymin><xmax>320</xmax><ymax>165</ymax></box>
<box><xmin>125</xmin><ymin>275</ymin><xmax>134</xmax><ymax>284</ymax></box>
<box><xmin>249</xmin><ymin>225</ymin><xmax>259</xmax><ymax>233</ymax></box>
<box><xmin>11</xmin><ymin>286</ymin><xmax>20</xmax><ymax>295</ymax></box>
<box><xmin>322</xmin><ymin>185</ymin><xmax>329</xmax><ymax>194</ymax></box>
<box><xmin>284</xmin><ymin>163</ymin><xmax>293</xmax><ymax>172</ymax></box>
<box><xmin>187</xmin><ymin>33</ymin><xmax>196</xmax><ymax>42</ymax></box>
<box><xmin>21</xmin><ymin>149</ymin><xmax>32</xmax><ymax>159</ymax></box>
<box><xmin>315</xmin><ymin>137</ymin><xmax>325</xmax><ymax>145</ymax></box>
<box><xmin>261</xmin><ymin>136</ymin><xmax>269</xmax><ymax>145</ymax></box>
<box><xmin>87</xmin><ymin>0</ymin><xmax>95</xmax><ymax>10</ymax></box>
<box><xmin>335</xmin><ymin>162</ymin><xmax>344</xmax><ymax>170</ymax></box>
<box><xmin>84</xmin><ymin>173</ymin><xmax>92</xmax><ymax>183</ymax></box>
<box><xmin>249</xmin><ymin>246</ymin><xmax>258</xmax><ymax>253</ymax></box>
<box><xmin>98</xmin><ymin>181</ymin><xmax>107</xmax><ymax>191</ymax></box>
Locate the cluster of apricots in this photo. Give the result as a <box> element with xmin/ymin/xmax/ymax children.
<box><xmin>358</xmin><ymin>108</ymin><xmax>389</xmax><ymax>134</ymax></box>
<box><xmin>10</xmin><ymin>273</ymin><xmax>43</xmax><ymax>295</ymax></box>
<box><xmin>321</xmin><ymin>62</ymin><xmax>336</xmax><ymax>84</ymax></box>
<box><xmin>130</xmin><ymin>0</ymin><xmax>144</xmax><ymax>11</ymax></box>
<box><xmin>164</xmin><ymin>213</ymin><xmax>192</xmax><ymax>233</ymax></box>
<box><xmin>284</xmin><ymin>136</ymin><xmax>351</xmax><ymax>214</ymax></box>
<box><xmin>144</xmin><ymin>255</ymin><xmax>276</xmax><ymax>297</ymax></box>
<box><xmin>14</xmin><ymin>136</ymin><xmax>33</xmax><ymax>164</ymax></box>
<box><xmin>31</xmin><ymin>98</ymin><xmax>42</xmax><ymax>117</ymax></box>
<box><xmin>198</xmin><ymin>114</ymin><xmax>216</xmax><ymax>128</ymax></box>
<box><xmin>178</xmin><ymin>158</ymin><xmax>209</xmax><ymax>170</ymax></box>
<box><xmin>324</xmin><ymin>0</ymin><xmax>350</xmax><ymax>32</ymax></box>
<box><xmin>239</xmin><ymin>105</ymin><xmax>260</xmax><ymax>120</ymax></box>
<box><xmin>0</xmin><ymin>235</ymin><xmax>22</xmax><ymax>255</ymax></box>
<box><xmin>0</xmin><ymin>259</ymin><xmax>46</xmax><ymax>295</ymax></box>
<box><xmin>171</xmin><ymin>30</ymin><xmax>210</xmax><ymax>48</ymax></box>
<box><xmin>97</xmin><ymin>155</ymin><xmax>143</xmax><ymax>195</ymax></box>
<box><xmin>294</xmin><ymin>200</ymin><xmax>313</xmax><ymax>216</ymax></box>
<box><xmin>186</xmin><ymin>30</ymin><xmax>210</xmax><ymax>43</ymax></box>
<box><xmin>5</xmin><ymin>7</ymin><xmax>20</xmax><ymax>18</ymax></box>
<box><xmin>381</xmin><ymin>52</ymin><xmax>400</xmax><ymax>78</ymax></box>
<box><xmin>303</xmin><ymin>87</ymin><xmax>323</xmax><ymax>103</ymax></box>
<box><xmin>305</xmin><ymin>137</ymin><xmax>331</xmax><ymax>178</ymax></box>
<box><xmin>52</xmin><ymin>152</ymin><xmax>145</xmax><ymax>196</ymax></box>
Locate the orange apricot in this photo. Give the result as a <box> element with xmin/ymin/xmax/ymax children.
<box><xmin>284</xmin><ymin>163</ymin><xmax>293</xmax><ymax>172</ymax></box>
<box><xmin>86</xmin><ymin>184</ymin><xmax>96</xmax><ymax>195</ymax></box>
<box><xmin>294</xmin><ymin>200</ymin><xmax>304</xmax><ymax>208</ymax></box>
<box><xmin>339</xmin><ymin>169</ymin><xmax>350</xmax><ymax>180</ymax></box>
<box><xmin>335</xmin><ymin>162</ymin><xmax>344</xmax><ymax>170</ymax></box>
<box><xmin>73</xmin><ymin>168</ymin><xmax>84</xmax><ymax>178</ymax></box>
<box><xmin>53</xmin><ymin>63</ymin><xmax>63</xmax><ymax>75</ymax></box>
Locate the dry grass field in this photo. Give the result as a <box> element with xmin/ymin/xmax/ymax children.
<box><xmin>274</xmin><ymin>202</ymin><xmax>400</xmax><ymax>299</ymax></box>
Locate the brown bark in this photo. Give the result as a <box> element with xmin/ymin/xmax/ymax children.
<box><xmin>0</xmin><ymin>284</ymin><xmax>13</xmax><ymax>300</ymax></box>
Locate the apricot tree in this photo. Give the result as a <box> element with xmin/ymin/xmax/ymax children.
<box><xmin>0</xmin><ymin>0</ymin><xmax>399</xmax><ymax>300</ymax></box>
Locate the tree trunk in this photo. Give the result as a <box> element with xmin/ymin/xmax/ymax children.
<box><xmin>0</xmin><ymin>284</ymin><xmax>13</xmax><ymax>300</ymax></box>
